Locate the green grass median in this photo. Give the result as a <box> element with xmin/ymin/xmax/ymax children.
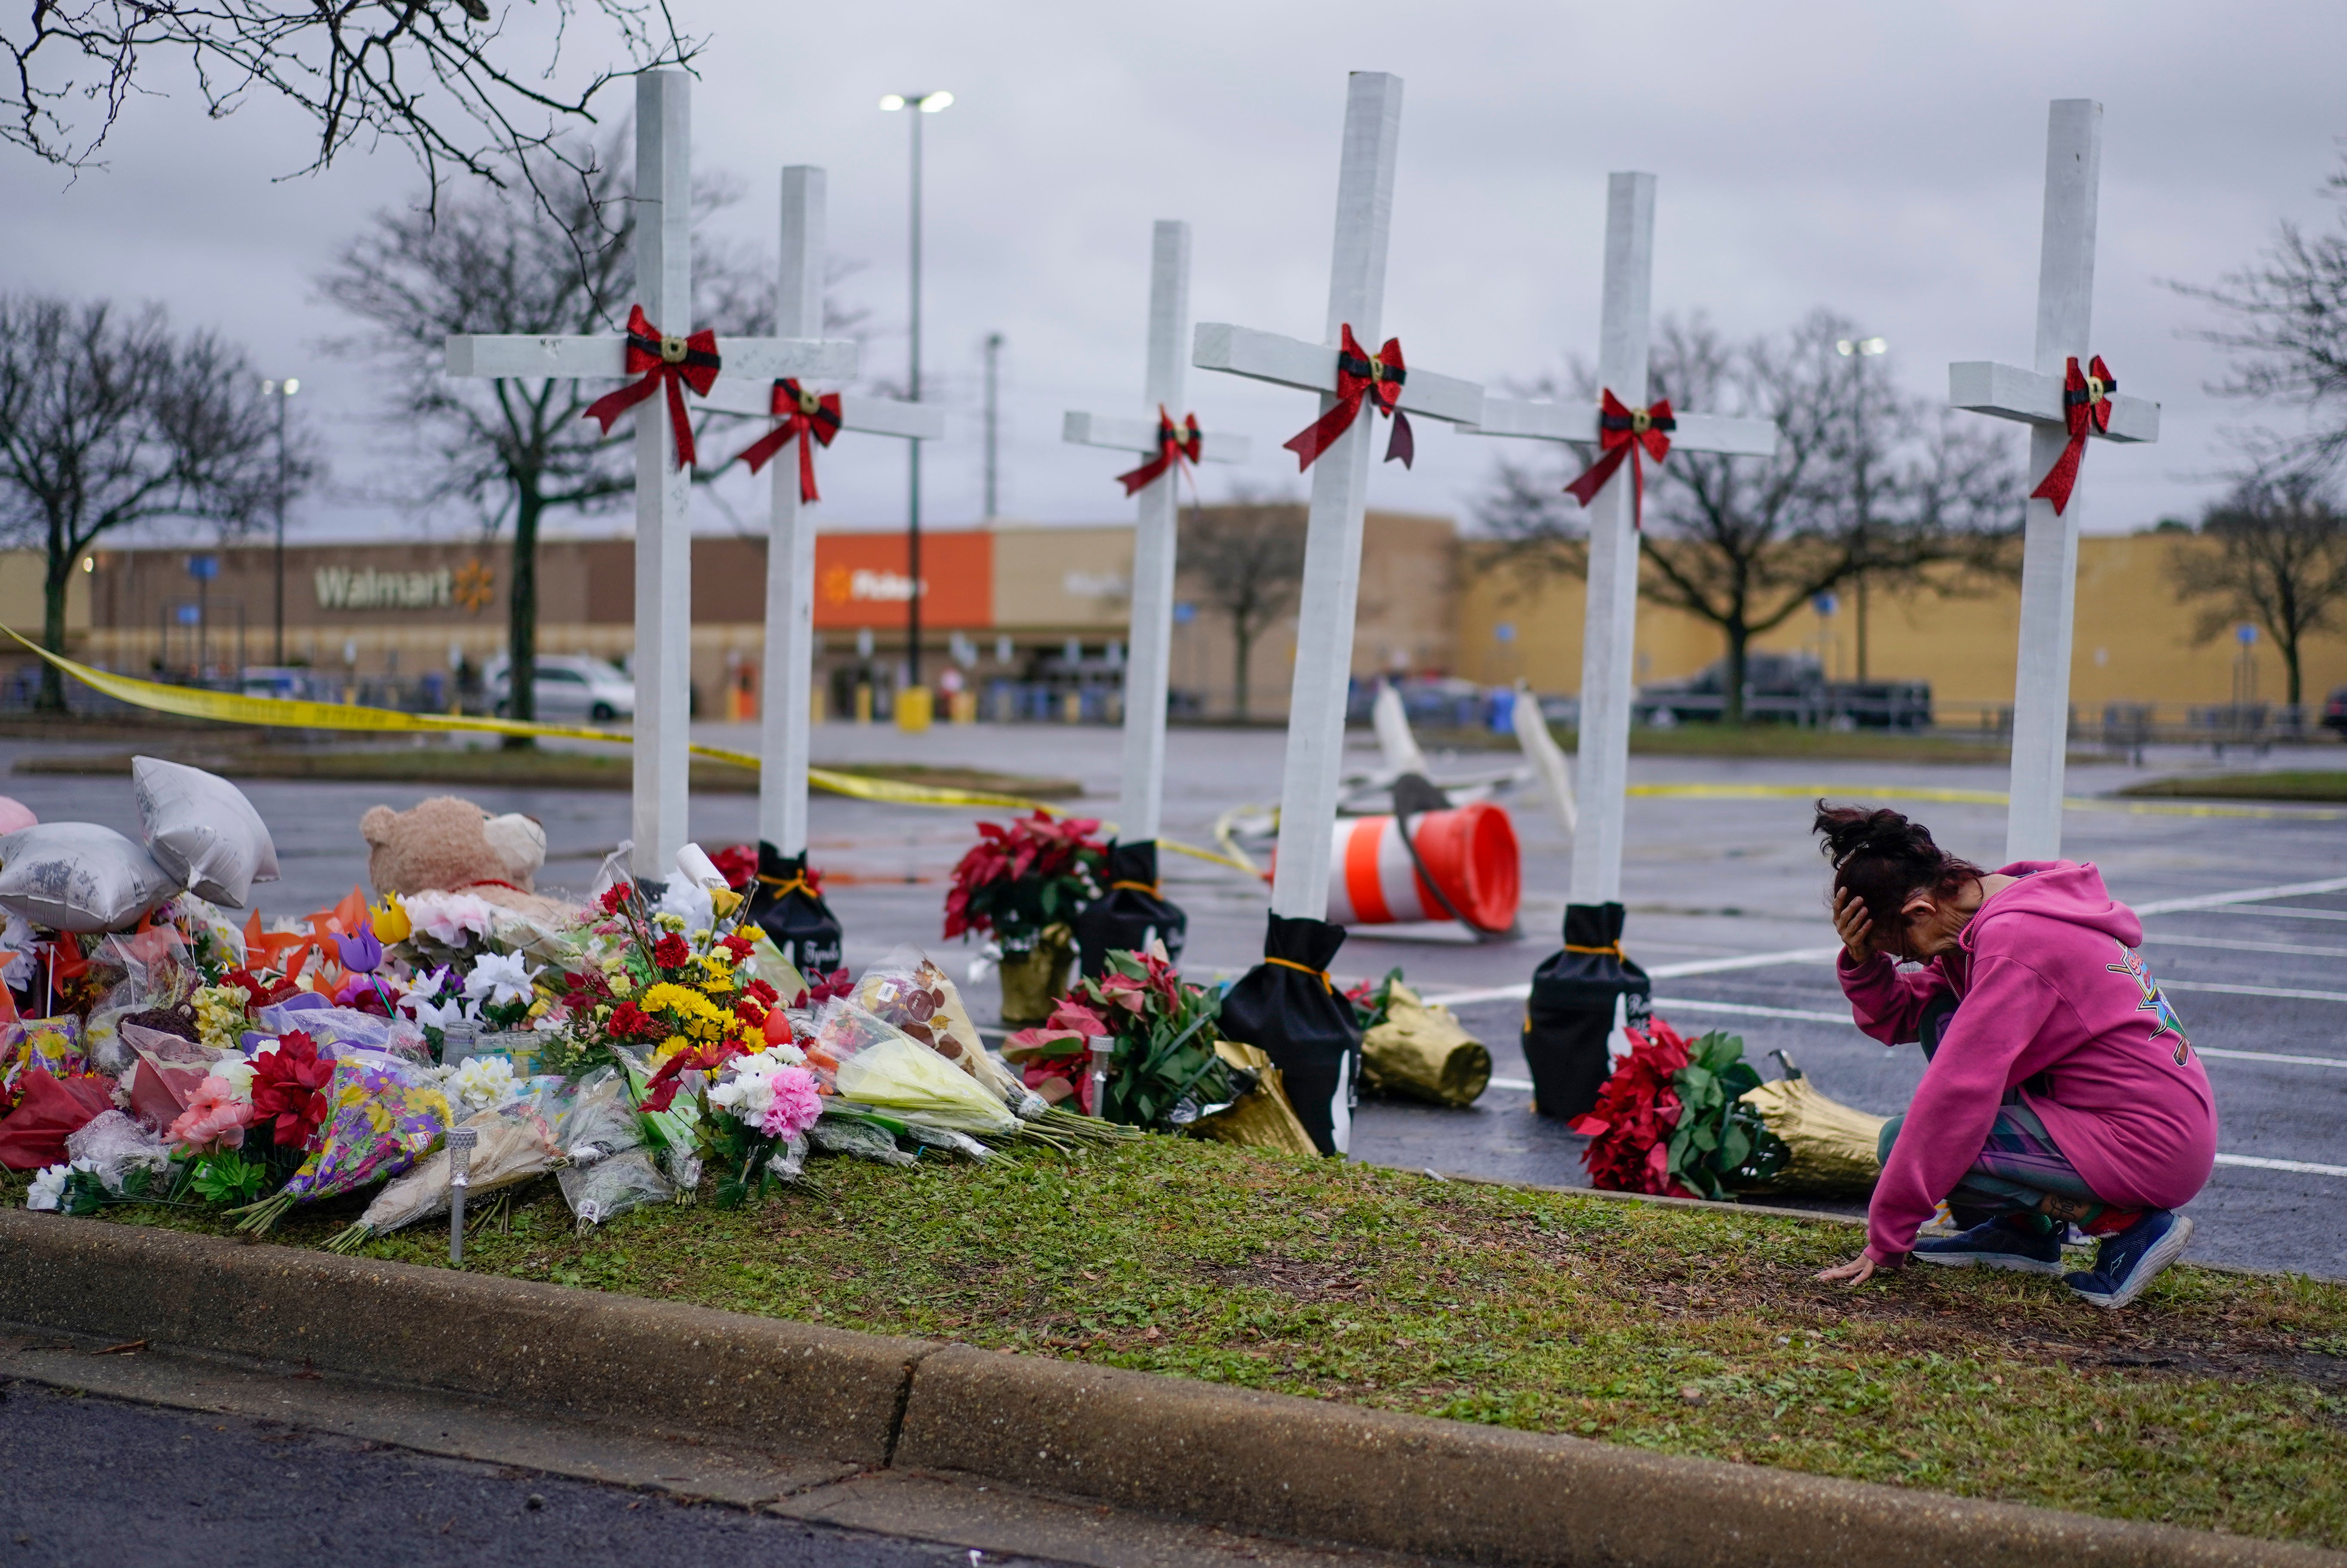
<box><xmin>9</xmin><ymin>1140</ymin><xmax>2342</xmax><ymax>1549</ymax></box>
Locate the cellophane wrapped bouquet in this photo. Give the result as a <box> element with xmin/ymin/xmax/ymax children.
<box><xmin>1570</xmin><ymin>1018</ymin><xmax>1790</xmax><ymax>1200</ymax></box>
<box><xmin>1003</xmin><ymin>946</ymin><xmax>1241</xmax><ymax>1130</ymax></box>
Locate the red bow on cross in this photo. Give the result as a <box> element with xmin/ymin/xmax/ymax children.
<box><xmin>1283</xmin><ymin>325</ymin><xmax>1413</xmax><ymax>472</ymax></box>
<box><xmin>1564</xmin><ymin>389</ymin><xmax>1676</xmax><ymax>529</ymax></box>
<box><xmin>1115</xmin><ymin>407</ymin><xmax>1202</xmax><ymax>496</ymax></box>
<box><xmin>581</xmin><ymin>304</ymin><xmax>723</xmax><ymax>469</ymax></box>
<box><xmin>2029</xmin><ymin>355</ymin><xmax>2115</xmax><ymax>517</ymax></box>
<box><xmin>737</xmin><ymin>379</ymin><xmax>843</xmax><ymax>503</ymax></box>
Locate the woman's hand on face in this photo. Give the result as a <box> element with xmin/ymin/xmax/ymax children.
<box><xmin>1815</xmin><ymin>1253</ymin><xmax>1878</xmax><ymax>1286</ymax></box>
<box><xmin>1833</xmin><ymin>887</ymin><xmax>1876</xmax><ymax>964</ymax></box>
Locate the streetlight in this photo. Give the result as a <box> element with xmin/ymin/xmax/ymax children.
<box><xmin>261</xmin><ymin>376</ymin><xmax>299</xmax><ymax>666</ymax></box>
<box><xmin>879</xmin><ymin>89</ymin><xmax>951</xmax><ymax>716</ymax></box>
<box><xmin>1830</xmin><ymin>337</ymin><xmax>1885</xmax><ymax>681</ymax></box>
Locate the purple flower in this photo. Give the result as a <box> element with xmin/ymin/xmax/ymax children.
<box><xmin>334</xmin><ymin>927</ymin><xmax>384</xmax><ymax>974</ymax></box>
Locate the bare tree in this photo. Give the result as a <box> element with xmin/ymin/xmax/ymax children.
<box><xmin>318</xmin><ymin>140</ymin><xmax>851</xmax><ymax>738</ymax></box>
<box><xmin>2170</xmin><ymin>474</ymin><xmax>2347</xmax><ymax>710</ymax></box>
<box><xmin>2174</xmin><ymin>150</ymin><xmax>2347</xmax><ymax>477</ymax></box>
<box><xmin>0</xmin><ymin>295</ymin><xmax>308</xmax><ymax>710</ymax></box>
<box><xmin>4</xmin><ymin>0</ymin><xmax>697</xmax><ymax>217</ymax></box>
<box><xmin>1475</xmin><ymin>311</ymin><xmax>2017</xmax><ymax>723</ymax></box>
<box><xmin>1178</xmin><ymin>494</ymin><xmax>1305</xmax><ymax>721</ymax></box>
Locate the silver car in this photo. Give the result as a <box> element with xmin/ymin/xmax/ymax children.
<box><xmin>483</xmin><ymin>654</ymin><xmax>635</xmax><ymax>722</ymax></box>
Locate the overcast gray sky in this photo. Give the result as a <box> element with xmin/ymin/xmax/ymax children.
<box><xmin>9</xmin><ymin>0</ymin><xmax>2345</xmax><ymax>546</ymax></box>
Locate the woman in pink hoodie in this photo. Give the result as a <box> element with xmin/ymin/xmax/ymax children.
<box><xmin>1810</xmin><ymin>804</ymin><xmax>2216</xmax><ymax>1309</ymax></box>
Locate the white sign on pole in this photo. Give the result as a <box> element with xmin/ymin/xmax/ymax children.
<box><xmin>1947</xmin><ymin>99</ymin><xmax>2161</xmax><ymax>863</ymax></box>
<box><xmin>1062</xmin><ymin>220</ymin><xmax>1250</xmax><ymax>844</ymax></box>
<box><xmin>1456</xmin><ymin>173</ymin><xmax>1778</xmax><ymax>908</ymax></box>
<box><xmin>1190</xmin><ymin>71</ymin><xmax>1486</xmax><ymax>919</ymax></box>
<box><xmin>444</xmin><ymin>72</ymin><xmax>861</xmax><ymax>880</ymax></box>
<box><xmin>697</xmin><ymin>167</ymin><xmax>944</xmax><ymax>861</ymax></box>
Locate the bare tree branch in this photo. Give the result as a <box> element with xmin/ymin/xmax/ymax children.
<box><xmin>1177</xmin><ymin>488</ymin><xmax>1305</xmax><ymax>721</ymax></box>
<box><xmin>2169</xmin><ymin>470</ymin><xmax>2347</xmax><ymax>709</ymax></box>
<box><xmin>3</xmin><ymin>0</ymin><xmax>702</xmax><ymax>222</ymax></box>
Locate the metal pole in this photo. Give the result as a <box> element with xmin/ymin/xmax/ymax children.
<box><xmin>906</xmin><ymin>105</ymin><xmax>924</xmax><ymax>689</ymax></box>
<box><xmin>447</xmin><ymin>1126</ymin><xmax>477</xmax><ymax>1265</ymax></box>
<box><xmin>273</xmin><ymin>390</ymin><xmax>287</xmax><ymax>666</ymax></box>
<box><xmin>983</xmin><ymin>331</ymin><xmax>1003</xmax><ymax>519</ymax></box>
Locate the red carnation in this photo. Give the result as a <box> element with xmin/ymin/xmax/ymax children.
<box><xmin>734</xmin><ymin>996</ymin><xmax>770</xmax><ymax>1029</ymax></box>
<box><xmin>652</xmin><ymin>933</ymin><xmax>691</xmax><ymax>969</ymax></box>
<box><xmin>248</xmin><ymin>1031</ymin><xmax>334</xmax><ymax>1149</ymax></box>
<box><xmin>598</xmin><ymin>883</ymin><xmax>632</xmax><ymax>916</ymax></box>
<box><xmin>608</xmin><ymin>1001</ymin><xmax>654</xmax><ymax>1040</ymax></box>
<box><xmin>710</xmin><ymin>845</ymin><xmax>758</xmax><ymax>891</ymax></box>
<box><xmin>719</xmin><ymin>932</ymin><xmax>755</xmax><ymax>963</ymax></box>
<box><xmin>743</xmin><ymin>978</ymin><xmax>779</xmax><ymax>1007</ymax></box>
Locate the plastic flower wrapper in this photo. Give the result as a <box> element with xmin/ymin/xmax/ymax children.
<box><xmin>232</xmin><ymin>1053</ymin><xmax>450</xmax><ymax>1234</ymax></box>
<box><xmin>814</xmin><ymin>1000</ymin><xmax>1018</xmax><ymax>1138</ymax></box>
<box><xmin>64</xmin><ymin>1108</ymin><xmax>174</xmax><ymax>1195</ymax></box>
<box><xmin>84</xmin><ymin>925</ymin><xmax>200</xmax><ymax>1074</ymax></box>
<box><xmin>854</xmin><ymin>945</ymin><xmax>1028</xmax><ymax>1106</ymax></box>
<box><xmin>329</xmin><ymin>1096</ymin><xmax>565</xmax><ymax>1251</ymax></box>
<box><xmin>0</xmin><ymin>1068</ymin><xmax>113</xmax><ymax>1172</ymax></box>
<box><xmin>1007</xmin><ymin>947</ymin><xmax>1226</xmax><ymax>1137</ymax></box>
<box><xmin>555</xmin><ymin>1070</ymin><xmax>674</xmax><ymax>1230</ymax></box>
<box><xmin>174</xmin><ymin>891</ymin><xmax>249</xmax><ymax>981</ymax></box>
<box><xmin>252</xmin><ymin>999</ymin><xmax>431</xmax><ymax>1064</ymax></box>
<box><xmin>0</xmin><ymin>1018</ymin><xmax>85</xmax><ymax>1115</ymax></box>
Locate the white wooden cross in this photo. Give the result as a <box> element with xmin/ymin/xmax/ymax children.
<box><xmin>1949</xmin><ymin>99</ymin><xmax>2161</xmax><ymax>863</ymax></box>
<box><xmin>1062</xmin><ymin>220</ymin><xmax>1250</xmax><ymax>845</ymax></box>
<box><xmin>1456</xmin><ymin>172</ymin><xmax>1778</xmax><ymax>910</ymax></box>
<box><xmin>1191</xmin><ymin>71</ymin><xmax>1485</xmax><ymax>919</ymax></box>
<box><xmin>443</xmin><ymin>71</ymin><xmax>860</xmax><ymax>880</ymax></box>
<box><xmin>697</xmin><ymin>166</ymin><xmax>945</xmax><ymax>862</ymax></box>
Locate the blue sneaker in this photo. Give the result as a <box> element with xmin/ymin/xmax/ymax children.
<box><xmin>1912</xmin><ymin>1216</ymin><xmax>2065</xmax><ymax>1275</ymax></box>
<box><xmin>2065</xmin><ymin>1211</ymin><xmax>2194</xmax><ymax>1310</ymax></box>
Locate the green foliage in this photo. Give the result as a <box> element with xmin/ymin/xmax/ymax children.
<box><xmin>1666</xmin><ymin>1031</ymin><xmax>1791</xmax><ymax>1200</ymax></box>
<box><xmin>186</xmin><ymin>1149</ymin><xmax>268</xmax><ymax>1205</ymax></box>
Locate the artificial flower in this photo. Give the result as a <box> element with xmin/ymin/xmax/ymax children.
<box><xmin>404</xmin><ymin>994</ymin><xmax>478</xmax><ymax>1032</ymax></box>
<box><xmin>463</xmin><ymin>951</ymin><xmax>538</xmax><ymax>1009</ymax></box>
<box><xmin>448</xmin><ymin>1055</ymin><xmax>519</xmax><ymax>1114</ymax></box>
<box><xmin>371</xmin><ymin>895</ymin><xmax>411</xmax><ymax>944</ymax></box>
<box><xmin>248</xmin><ymin>1031</ymin><xmax>334</xmax><ymax>1148</ymax></box>
<box><xmin>403</xmin><ymin>892</ymin><xmax>499</xmax><ymax>947</ymax></box>
<box><xmin>333</xmin><ymin>925</ymin><xmax>385</xmax><ymax>974</ymax></box>
<box><xmin>25</xmin><ymin>1160</ymin><xmax>80</xmax><ymax>1211</ymax></box>
<box><xmin>166</xmin><ymin>1077</ymin><xmax>253</xmax><ymax>1153</ymax></box>
<box><xmin>209</xmin><ymin>1056</ymin><xmax>257</xmax><ymax>1104</ymax></box>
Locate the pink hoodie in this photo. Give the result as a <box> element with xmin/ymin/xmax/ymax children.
<box><xmin>1839</xmin><ymin>861</ymin><xmax>2217</xmax><ymax>1263</ymax></box>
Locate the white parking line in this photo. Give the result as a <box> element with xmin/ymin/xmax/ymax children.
<box><xmin>1422</xmin><ymin>944</ymin><xmax>1841</xmax><ymax>1009</ymax></box>
<box><xmin>2212</xmin><ymin>904</ymin><xmax>2347</xmax><ymax>923</ymax></box>
<box><xmin>2199</xmin><ymin>1046</ymin><xmax>2347</xmax><ymax>1069</ymax></box>
<box><xmin>2162</xmin><ymin>979</ymin><xmax>2347</xmax><ymax>1003</ymax></box>
<box><xmin>2133</xmin><ymin>875</ymin><xmax>2347</xmax><ymax>916</ymax></box>
<box><xmin>2140</xmin><ymin>932</ymin><xmax>2347</xmax><ymax>959</ymax></box>
<box><xmin>2214</xmin><ymin>1153</ymin><xmax>2347</xmax><ymax>1178</ymax></box>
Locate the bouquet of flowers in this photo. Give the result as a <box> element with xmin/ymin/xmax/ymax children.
<box><xmin>944</xmin><ymin>811</ymin><xmax>1105</xmax><ymax>1027</ymax></box>
<box><xmin>1570</xmin><ymin>1018</ymin><xmax>1789</xmax><ymax>1200</ymax></box>
<box><xmin>539</xmin><ymin>876</ymin><xmax>786</xmax><ymax>1081</ymax></box>
<box><xmin>1004</xmin><ymin>947</ymin><xmax>1233</xmax><ymax>1129</ymax></box>
<box><xmin>232</xmin><ymin>1048</ymin><xmax>450</xmax><ymax>1234</ymax></box>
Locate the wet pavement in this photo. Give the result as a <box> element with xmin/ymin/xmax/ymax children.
<box><xmin>3</xmin><ymin>721</ymin><xmax>2341</xmax><ymax>1277</ymax></box>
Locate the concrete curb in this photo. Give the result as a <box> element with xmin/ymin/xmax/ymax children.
<box><xmin>0</xmin><ymin>1211</ymin><xmax>2332</xmax><ymax>1568</ymax></box>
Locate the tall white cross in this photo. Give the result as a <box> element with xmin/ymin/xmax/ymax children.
<box><xmin>1062</xmin><ymin>220</ymin><xmax>1250</xmax><ymax>844</ymax></box>
<box><xmin>1457</xmin><ymin>173</ymin><xmax>1778</xmax><ymax>909</ymax></box>
<box><xmin>445</xmin><ymin>72</ymin><xmax>860</xmax><ymax>880</ymax></box>
<box><xmin>1949</xmin><ymin>99</ymin><xmax>2161</xmax><ymax>863</ymax></box>
<box><xmin>1191</xmin><ymin>71</ymin><xmax>1485</xmax><ymax>919</ymax></box>
<box><xmin>698</xmin><ymin>167</ymin><xmax>945</xmax><ymax>861</ymax></box>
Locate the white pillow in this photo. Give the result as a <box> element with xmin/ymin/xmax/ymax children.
<box><xmin>131</xmin><ymin>756</ymin><xmax>280</xmax><ymax>907</ymax></box>
<box><xmin>0</xmin><ymin>821</ymin><xmax>179</xmax><ymax>932</ymax></box>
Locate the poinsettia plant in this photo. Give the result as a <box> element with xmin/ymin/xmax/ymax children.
<box><xmin>942</xmin><ymin>811</ymin><xmax>1106</xmax><ymax>950</ymax></box>
<box><xmin>1570</xmin><ymin>1018</ymin><xmax>1789</xmax><ymax>1200</ymax></box>
<box><xmin>1002</xmin><ymin>947</ymin><xmax>1233</xmax><ymax>1127</ymax></box>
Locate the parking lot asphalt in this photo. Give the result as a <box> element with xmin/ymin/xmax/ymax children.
<box><xmin>3</xmin><ymin>721</ymin><xmax>2341</xmax><ymax>1277</ymax></box>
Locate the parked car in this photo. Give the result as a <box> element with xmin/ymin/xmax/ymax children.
<box><xmin>2323</xmin><ymin>686</ymin><xmax>2347</xmax><ymax>739</ymax></box>
<box><xmin>481</xmin><ymin>654</ymin><xmax>635</xmax><ymax>722</ymax></box>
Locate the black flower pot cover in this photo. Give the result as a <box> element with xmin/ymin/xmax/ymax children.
<box><xmin>1217</xmin><ymin>913</ymin><xmax>1361</xmax><ymax>1156</ymax></box>
<box><xmin>745</xmin><ymin>843</ymin><xmax>844</xmax><ymax>980</ymax></box>
<box><xmin>1521</xmin><ymin>901</ymin><xmax>1651</xmax><ymax>1121</ymax></box>
<box><xmin>1073</xmin><ymin>840</ymin><xmax>1189</xmax><ymax>981</ymax></box>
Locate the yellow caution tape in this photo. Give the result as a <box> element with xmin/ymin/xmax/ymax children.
<box><xmin>4</xmin><ymin>627</ymin><xmax>1263</xmax><ymax>870</ymax></box>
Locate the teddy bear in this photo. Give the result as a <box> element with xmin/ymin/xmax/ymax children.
<box><xmin>358</xmin><ymin>796</ymin><xmax>575</xmax><ymax>925</ymax></box>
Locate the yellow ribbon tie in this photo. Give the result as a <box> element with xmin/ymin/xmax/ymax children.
<box><xmin>1266</xmin><ymin>956</ymin><xmax>1333</xmax><ymax>991</ymax></box>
